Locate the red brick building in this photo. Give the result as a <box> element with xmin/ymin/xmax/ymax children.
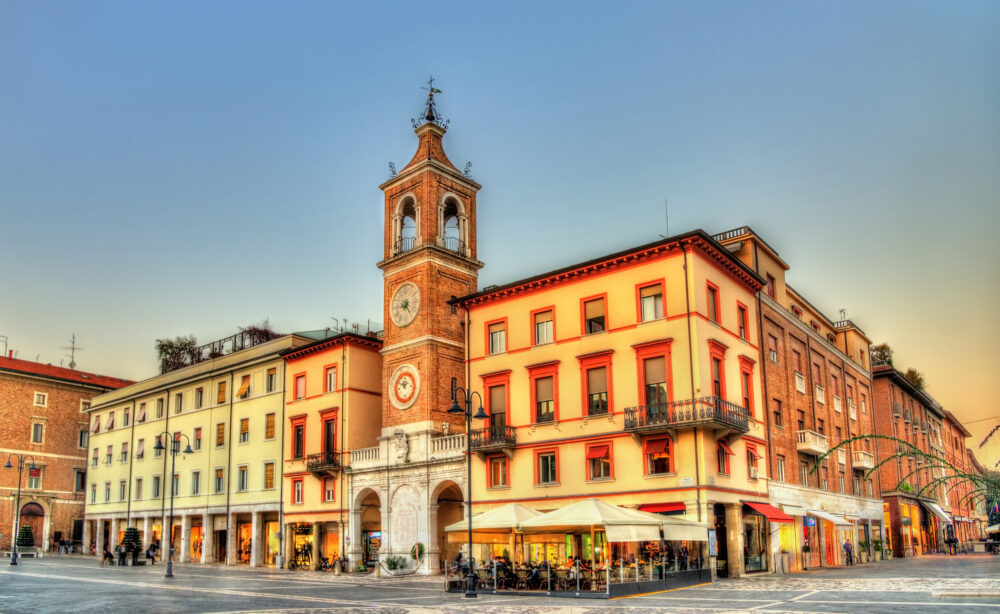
<box><xmin>0</xmin><ymin>356</ymin><xmax>130</xmax><ymax>552</ymax></box>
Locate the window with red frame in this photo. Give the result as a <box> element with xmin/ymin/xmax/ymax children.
<box><xmin>717</xmin><ymin>440</ymin><xmax>733</xmax><ymax>474</ymax></box>
<box><xmin>586</xmin><ymin>444</ymin><xmax>612</xmax><ymax>480</ymax></box>
<box><xmin>325</xmin><ymin>366</ymin><xmax>337</xmax><ymax>393</ymax></box>
<box><xmin>746</xmin><ymin>444</ymin><xmax>758</xmax><ymax>479</ymax></box>
<box><xmin>767</xmin><ymin>335</ymin><xmax>778</xmax><ymax>362</ymax></box>
<box><xmin>323</xmin><ymin>477</ymin><xmax>335</xmax><ymax>502</ymax></box>
<box><xmin>741</xmin><ymin>369</ymin><xmax>753</xmax><ymax>415</ymax></box>
<box><xmin>534</xmin><ymin>376</ymin><xmax>554</xmax><ymax>423</ymax></box>
<box><xmin>639</xmin><ymin>284</ymin><xmax>663</xmax><ymax>322</ymax></box>
<box><xmin>711</xmin><ymin>357</ymin><xmax>724</xmax><ymax>398</ymax></box>
<box><xmin>643</xmin><ymin>356</ymin><xmax>668</xmax><ymax>408</ymax></box>
<box><xmin>488</xmin><ymin>384</ymin><xmax>507</xmax><ymax>427</ymax></box>
<box><xmin>737</xmin><ymin>305</ymin><xmax>748</xmax><ymax>339</ymax></box>
<box><xmin>792</xmin><ymin>349</ymin><xmax>801</xmax><ymax>372</ymax></box>
<box><xmin>645</xmin><ymin>438</ymin><xmax>671</xmax><ymax>475</ymax></box>
<box><xmin>295</xmin><ymin>375</ymin><xmax>306</xmax><ymax>400</ymax></box>
<box><xmin>292</xmin><ymin>478</ymin><xmax>303</xmax><ymax>504</ymax></box>
<box><xmin>487</xmin><ymin>455</ymin><xmax>508</xmax><ymax>487</ymax></box>
<box><xmin>707</xmin><ymin>284</ymin><xmax>720</xmax><ymax>323</ymax></box>
<box><xmin>536</xmin><ymin>451</ymin><xmax>557</xmax><ymax>485</ymax></box>
<box><xmin>583</xmin><ymin>298</ymin><xmax>606</xmax><ymax>334</ymax></box>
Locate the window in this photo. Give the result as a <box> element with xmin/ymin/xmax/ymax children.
<box><xmin>264</xmin><ymin>462</ymin><xmax>275</xmax><ymax>489</ymax></box>
<box><xmin>31</xmin><ymin>423</ymin><xmax>43</xmax><ymax>443</ymax></box>
<box><xmin>821</xmin><ymin>468</ymin><xmax>828</xmax><ymax>491</ymax></box>
<box><xmin>90</xmin><ymin>483</ymin><xmax>96</xmax><ymax>503</ymax></box>
<box><xmin>711</xmin><ymin>357</ymin><xmax>724</xmax><ymax>397</ymax></box>
<box><xmin>586</xmin><ymin>367</ymin><xmax>609</xmax><ymax>415</ymax></box>
<box><xmin>791</xmin><ymin>305</ymin><xmax>803</xmax><ymax>319</ymax></box>
<box><xmin>853</xmin><ymin>474</ymin><xmax>861</xmax><ymax>494</ymax></box>
<box><xmin>265</xmin><ymin>413</ymin><xmax>276</xmax><ymax>439</ymax></box>
<box><xmin>172</xmin><ymin>474</ymin><xmax>180</xmax><ymax>496</ymax></box>
<box><xmin>537</xmin><ymin>452</ymin><xmax>557</xmax><ymax>485</ymax></box>
<box><xmin>740</xmin><ymin>369</ymin><xmax>752</xmax><ymax>414</ymax></box>
<box><xmin>488</xmin><ymin>321</ymin><xmax>506</xmax><ymax>354</ymax></box>
<box><xmin>239</xmin><ymin>418</ymin><xmax>249</xmax><ymax>443</ymax></box>
<box><xmin>266</xmin><ymin>368</ymin><xmax>277</xmax><ymax>393</ymax></box>
<box><xmin>767</xmin><ymin>335</ymin><xmax>778</xmax><ymax>362</ymax></box>
<box><xmin>194</xmin><ymin>427</ymin><xmax>202</xmax><ymax>451</ymax></box>
<box><xmin>534</xmin><ymin>376</ymin><xmax>554</xmax><ymax>423</ymax></box>
<box><xmin>645</xmin><ymin>438</ymin><xmax>671</xmax><ymax>475</ymax></box>
<box><xmin>156</xmin><ymin>398</ymin><xmax>164</xmax><ymax>418</ymax></box>
<box><xmin>120</xmin><ymin>442</ymin><xmax>129</xmax><ymax>463</ymax></box>
<box><xmin>105</xmin><ymin>445</ymin><xmax>113</xmax><ymax>465</ymax></box>
<box><xmin>533</xmin><ymin>310</ymin><xmax>553</xmax><ymax>345</ymax></box>
<box><xmin>174</xmin><ymin>393</ymin><xmax>183</xmax><ymax>414</ymax></box>
<box><xmin>81</xmin><ymin>400</ymin><xmax>91</xmax><ymax>412</ymax></box>
<box><xmin>706</xmin><ymin>284</ymin><xmax>720</xmax><ymax>323</ymax></box>
<box><xmin>747</xmin><ymin>445</ymin><xmax>758</xmax><ymax>479</ymax></box>
<box><xmin>792</xmin><ymin>350</ymin><xmax>801</xmax><ymax>372</ymax></box>
<box><xmin>488</xmin><ymin>384</ymin><xmax>507</xmax><ymax>427</ymax></box>
<box><xmin>324</xmin><ymin>477</ymin><xmax>334</xmax><ymax>502</ymax></box>
<box><xmin>839</xmin><ymin>473</ymin><xmax>845</xmax><ymax>493</ymax></box>
<box><xmin>214</xmin><ymin>468</ymin><xmax>224</xmax><ymax>493</ymax></box>
<box><xmin>776</xmin><ymin>455</ymin><xmax>786</xmax><ymax>482</ymax></box>
<box><xmin>799</xmin><ymin>462</ymin><xmax>809</xmax><ymax>487</ymax></box>
<box><xmin>643</xmin><ymin>356</ymin><xmax>668</xmax><ymax>408</ymax></box>
<box><xmin>137</xmin><ymin>402</ymin><xmax>146</xmax><ymax>423</ymax></box>
<box><xmin>123</xmin><ymin>408</ymin><xmax>130</xmax><ymax>427</ymax></box>
<box><xmin>293</xmin><ymin>424</ymin><xmax>304</xmax><ymax>459</ymax></box>
<box><xmin>28</xmin><ymin>467</ymin><xmax>42</xmax><ymax>490</ymax></box>
<box><xmin>488</xmin><ymin>455</ymin><xmax>508</xmax><ymax>487</ymax></box>
<box><xmin>583</xmin><ymin>297</ymin><xmax>606</xmax><ymax>333</ymax></box>
<box><xmin>104</xmin><ymin>482</ymin><xmax>111</xmax><ymax>502</ymax></box>
<box><xmin>191</xmin><ymin>471</ymin><xmax>201</xmax><ymax>495</ymax></box>
<box><xmin>325</xmin><ymin>366</ymin><xmax>337</xmax><ymax>393</ymax></box>
<box><xmin>195</xmin><ymin>387</ymin><xmax>204</xmax><ymax>409</ymax></box>
<box><xmin>216</xmin><ymin>423</ymin><xmax>225</xmax><ymax>447</ymax></box>
<box><xmin>835</xmin><ymin>426</ymin><xmax>842</xmax><ymax>441</ymax></box>
<box><xmin>766</xmin><ymin>273</ymin><xmax>776</xmax><ymax>299</ymax></box>
<box><xmin>737</xmin><ymin>304</ymin><xmax>748</xmax><ymax>339</ymax></box>
<box><xmin>33</xmin><ymin>392</ymin><xmax>47</xmax><ymax>407</ymax></box>
<box><xmin>295</xmin><ymin>375</ymin><xmax>306</xmax><ymax>400</ymax></box>
<box><xmin>587</xmin><ymin>444</ymin><xmax>612</xmax><ymax>480</ymax></box>
<box><xmin>772</xmin><ymin>399</ymin><xmax>783</xmax><ymax>427</ymax></box>
<box><xmin>861</xmin><ymin>393</ymin><xmax>867</xmax><ymax>414</ymax></box>
<box><xmin>817</xmin><ymin>418</ymin><xmax>825</xmax><ymax>435</ymax></box>
<box><xmin>639</xmin><ymin>284</ymin><xmax>663</xmax><ymax>322</ymax></box>
<box><xmin>106</xmin><ymin>412</ymin><xmax>115</xmax><ymax>430</ymax></box>
<box><xmin>135</xmin><ymin>478</ymin><xmax>143</xmax><ymax>500</ymax></box>
<box><xmin>154</xmin><ymin>435</ymin><xmax>163</xmax><ymax>457</ymax></box>
<box><xmin>92</xmin><ymin>448</ymin><xmax>98</xmax><ymax>467</ymax></box>
<box><xmin>152</xmin><ymin>476</ymin><xmax>161</xmax><ymax>499</ymax></box>
<box><xmin>293</xmin><ymin>478</ymin><xmax>303</xmax><ymax>503</ymax></box>
<box><xmin>217</xmin><ymin>381</ymin><xmax>227</xmax><ymax>404</ymax></box>
<box><xmin>811</xmin><ymin>320</ymin><xmax>820</xmax><ymax>332</ymax></box>
<box><xmin>118</xmin><ymin>480</ymin><xmax>126</xmax><ymax>500</ymax></box>
<box><xmin>75</xmin><ymin>470</ymin><xmax>86</xmax><ymax>492</ymax></box>
<box><xmin>237</xmin><ymin>375</ymin><xmax>251</xmax><ymax>399</ymax></box>
<box><xmin>716</xmin><ymin>440</ymin><xmax>733</xmax><ymax>474</ymax></box>
<box><xmin>237</xmin><ymin>466</ymin><xmax>248</xmax><ymax>492</ymax></box>
<box><xmin>136</xmin><ymin>438</ymin><xmax>145</xmax><ymax>461</ymax></box>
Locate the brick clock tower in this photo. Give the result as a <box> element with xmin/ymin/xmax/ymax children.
<box><xmin>377</xmin><ymin>89</ymin><xmax>482</xmax><ymax>434</ymax></box>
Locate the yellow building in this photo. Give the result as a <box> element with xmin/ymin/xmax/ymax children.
<box><xmin>455</xmin><ymin>231</ymin><xmax>770</xmax><ymax>577</ymax></box>
<box><xmin>84</xmin><ymin>331</ymin><xmax>318</xmax><ymax>566</ymax></box>
<box><xmin>279</xmin><ymin>332</ymin><xmax>383</xmax><ymax>569</ymax></box>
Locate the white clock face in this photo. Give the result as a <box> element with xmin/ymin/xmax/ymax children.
<box><xmin>390</xmin><ymin>282</ymin><xmax>421</xmax><ymax>327</ymax></box>
<box><xmin>389</xmin><ymin>364</ymin><xmax>420</xmax><ymax>410</ymax></box>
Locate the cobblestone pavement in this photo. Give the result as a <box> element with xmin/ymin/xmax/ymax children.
<box><xmin>0</xmin><ymin>554</ymin><xmax>997</xmax><ymax>613</ymax></box>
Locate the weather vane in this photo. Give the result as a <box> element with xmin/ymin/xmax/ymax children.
<box><xmin>412</xmin><ymin>76</ymin><xmax>449</xmax><ymax>129</ymax></box>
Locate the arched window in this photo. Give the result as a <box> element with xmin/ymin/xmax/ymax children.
<box><xmin>438</xmin><ymin>194</ymin><xmax>467</xmax><ymax>255</ymax></box>
<box><xmin>393</xmin><ymin>196</ymin><xmax>419</xmax><ymax>255</ymax></box>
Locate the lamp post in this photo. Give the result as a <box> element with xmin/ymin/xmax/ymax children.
<box><xmin>4</xmin><ymin>453</ymin><xmax>37</xmax><ymax>566</ymax></box>
<box><xmin>448</xmin><ymin>387</ymin><xmax>488</xmax><ymax>598</ymax></box>
<box><xmin>153</xmin><ymin>433</ymin><xmax>193</xmax><ymax>579</ymax></box>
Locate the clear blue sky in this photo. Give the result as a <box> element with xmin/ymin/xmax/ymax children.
<box><xmin>2</xmin><ymin>2</ymin><xmax>998</xmax><ymax>442</ymax></box>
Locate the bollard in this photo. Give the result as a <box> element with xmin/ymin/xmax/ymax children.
<box><xmin>374</xmin><ymin>560</ymin><xmax>381</xmax><ymax>578</ymax></box>
<box><xmin>576</xmin><ymin>560</ymin><xmax>581</xmax><ymax>594</ymax></box>
<box><xmin>493</xmin><ymin>560</ymin><xmax>497</xmax><ymax>592</ymax></box>
<box><xmin>333</xmin><ymin>558</ymin><xmax>341</xmax><ymax>576</ymax></box>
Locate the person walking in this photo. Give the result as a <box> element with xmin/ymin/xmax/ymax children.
<box><xmin>843</xmin><ymin>539</ymin><xmax>854</xmax><ymax>566</ymax></box>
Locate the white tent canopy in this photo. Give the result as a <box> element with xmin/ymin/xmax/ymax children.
<box><xmin>519</xmin><ymin>498</ymin><xmax>707</xmax><ymax>542</ymax></box>
<box><xmin>986</xmin><ymin>523</ymin><xmax>999</xmax><ymax>534</ymax></box>
<box><xmin>444</xmin><ymin>502</ymin><xmax>542</xmax><ymax>533</ymax></box>
<box><xmin>808</xmin><ymin>509</ymin><xmax>852</xmax><ymax>527</ymax></box>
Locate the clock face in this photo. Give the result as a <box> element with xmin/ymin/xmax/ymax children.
<box><xmin>390</xmin><ymin>282</ymin><xmax>421</xmax><ymax>327</ymax></box>
<box><xmin>389</xmin><ymin>364</ymin><xmax>420</xmax><ymax>410</ymax></box>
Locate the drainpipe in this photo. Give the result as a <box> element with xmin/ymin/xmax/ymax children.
<box><xmin>126</xmin><ymin>400</ymin><xmax>137</xmax><ymax>525</ymax></box>
<box><xmin>224</xmin><ymin>372</ymin><xmax>235</xmax><ymax>560</ymax></box>
<box><xmin>681</xmin><ymin>243</ymin><xmax>702</xmax><ymax>523</ymax></box>
<box><xmin>752</xmin><ymin>242</ymin><xmax>774</xmax><ymax>482</ymax></box>
<box><xmin>160</xmin><ymin>388</ymin><xmax>171</xmax><ymax>545</ymax></box>
<box><xmin>278</xmin><ymin>361</ymin><xmax>288</xmax><ymax>568</ymax></box>
<box><xmin>339</xmin><ymin>342</ymin><xmax>347</xmax><ymax>560</ymax></box>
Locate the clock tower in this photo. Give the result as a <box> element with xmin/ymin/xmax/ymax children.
<box><xmin>378</xmin><ymin>87</ymin><xmax>482</xmax><ymax>433</ymax></box>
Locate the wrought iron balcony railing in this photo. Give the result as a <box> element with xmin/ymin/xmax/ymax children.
<box><xmin>306</xmin><ymin>451</ymin><xmax>341</xmax><ymax>474</ymax></box>
<box><xmin>393</xmin><ymin>237</ymin><xmax>416</xmax><ymax>255</ymax></box>
<box><xmin>469</xmin><ymin>425</ymin><xmax>516</xmax><ymax>452</ymax></box>
<box><xmin>623</xmin><ymin>397</ymin><xmax>750</xmax><ymax>434</ymax></box>
<box><xmin>443</xmin><ymin>236</ymin><xmax>466</xmax><ymax>254</ymax></box>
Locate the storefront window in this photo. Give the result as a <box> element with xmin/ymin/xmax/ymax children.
<box><xmin>266</xmin><ymin>521</ymin><xmax>279</xmax><ymax>566</ymax></box>
<box><xmin>190</xmin><ymin>526</ymin><xmax>203</xmax><ymax>561</ymax></box>
<box><xmin>743</xmin><ymin>512</ymin><xmax>768</xmax><ymax>572</ymax></box>
<box><xmin>238</xmin><ymin>522</ymin><xmax>252</xmax><ymax>564</ymax></box>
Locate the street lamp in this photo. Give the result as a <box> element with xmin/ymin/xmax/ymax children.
<box><xmin>153</xmin><ymin>433</ymin><xmax>193</xmax><ymax>579</ymax></box>
<box><xmin>3</xmin><ymin>453</ymin><xmax>37</xmax><ymax>566</ymax></box>
<box><xmin>448</xmin><ymin>388</ymin><xmax>488</xmax><ymax>598</ymax></box>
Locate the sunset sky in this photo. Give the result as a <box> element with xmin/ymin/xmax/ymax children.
<box><xmin>2</xmin><ymin>2</ymin><xmax>998</xmax><ymax>463</ymax></box>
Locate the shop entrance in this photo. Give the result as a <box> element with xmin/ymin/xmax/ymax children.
<box><xmin>741</xmin><ymin>506</ymin><xmax>768</xmax><ymax>573</ymax></box>
<box><xmin>237</xmin><ymin>522</ymin><xmax>252</xmax><ymax>564</ymax></box>
<box><xmin>359</xmin><ymin>489</ymin><xmax>382</xmax><ymax>566</ymax></box>
<box><xmin>19</xmin><ymin>503</ymin><xmax>44</xmax><ymax>547</ymax></box>
<box><xmin>713</xmin><ymin>504</ymin><xmax>729</xmax><ymax>578</ymax></box>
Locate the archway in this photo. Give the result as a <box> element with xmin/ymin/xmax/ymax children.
<box><xmin>432</xmin><ymin>480</ymin><xmax>464</xmax><ymax>572</ymax></box>
<box><xmin>19</xmin><ymin>502</ymin><xmax>45</xmax><ymax>548</ymax></box>
<box><xmin>397</xmin><ymin>197</ymin><xmax>417</xmax><ymax>253</ymax></box>
<box><xmin>442</xmin><ymin>197</ymin><xmax>462</xmax><ymax>253</ymax></box>
<box><xmin>356</xmin><ymin>488</ymin><xmax>382</xmax><ymax>566</ymax></box>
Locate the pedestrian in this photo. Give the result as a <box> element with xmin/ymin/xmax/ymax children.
<box><xmin>843</xmin><ymin>539</ymin><xmax>854</xmax><ymax>566</ymax></box>
<box><xmin>102</xmin><ymin>546</ymin><xmax>115</xmax><ymax>566</ymax></box>
<box><xmin>117</xmin><ymin>542</ymin><xmax>127</xmax><ymax>566</ymax></box>
<box><xmin>146</xmin><ymin>543</ymin><xmax>156</xmax><ymax>565</ymax></box>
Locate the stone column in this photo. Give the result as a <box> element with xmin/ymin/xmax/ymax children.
<box><xmin>202</xmin><ymin>513</ymin><xmax>215</xmax><ymax>564</ymax></box>
<box><xmin>226</xmin><ymin>512</ymin><xmax>237</xmax><ymax>565</ymax></box>
<box><xmin>379</xmin><ymin>493</ymin><xmax>390</xmax><ymax>562</ymax></box>
<box><xmin>179</xmin><ymin>515</ymin><xmax>192</xmax><ymax>563</ymax></box>
<box><xmin>95</xmin><ymin>520</ymin><xmax>104</xmax><ymax>557</ymax></box>
<box><xmin>425</xmin><ymin>504</ymin><xmax>440</xmax><ymax>575</ymax></box>
<box><xmin>109</xmin><ymin>517</ymin><xmax>119</xmax><ymax>549</ymax></box>
<box><xmin>161</xmin><ymin>513</ymin><xmax>171</xmax><ymax>562</ymax></box>
<box><xmin>83</xmin><ymin>519</ymin><xmax>92</xmax><ymax>556</ymax></box>
<box><xmin>348</xmin><ymin>509</ymin><xmax>363</xmax><ymax>565</ymax></box>
<box><xmin>311</xmin><ymin>522</ymin><xmax>321</xmax><ymax>570</ymax></box>
<box><xmin>725</xmin><ymin>503</ymin><xmax>744</xmax><ymax>578</ymax></box>
<box><xmin>284</xmin><ymin>523</ymin><xmax>295</xmax><ymax>568</ymax></box>
<box><xmin>142</xmin><ymin>517</ymin><xmax>152</xmax><ymax>547</ymax></box>
<box><xmin>249</xmin><ymin>511</ymin><xmax>262</xmax><ymax>567</ymax></box>
<box><xmin>818</xmin><ymin>520</ymin><xmax>827</xmax><ymax>567</ymax></box>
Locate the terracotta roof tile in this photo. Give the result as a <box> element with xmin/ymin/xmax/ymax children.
<box><xmin>0</xmin><ymin>356</ymin><xmax>132</xmax><ymax>390</ymax></box>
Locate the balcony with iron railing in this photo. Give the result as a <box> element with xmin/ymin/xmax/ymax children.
<box><xmin>852</xmin><ymin>450</ymin><xmax>875</xmax><ymax>469</ymax></box>
<box><xmin>469</xmin><ymin>425</ymin><xmax>517</xmax><ymax>455</ymax></box>
<box><xmin>306</xmin><ymin>451</ymin><xmax>341</xmax><ymax>476</ymax></box>
<box><xmin>796</xmin><ymin>430</ymin><xmax>828</xmax><ymax>456</ymax></box>
<box><xmin>443</xmin><ymin>236</ymin><xmax>466</xmax><ymax>254</ymax></box>
<box><xmin>623</xmin><ymin>397</ymin><xmax>750</xmax><ymax>436</ymax></box>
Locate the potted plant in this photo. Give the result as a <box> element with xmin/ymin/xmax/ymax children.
<box><xmin>871</xmin><ymin>540</ymin><xmax>882</xmax><ymax>561</ymax></box>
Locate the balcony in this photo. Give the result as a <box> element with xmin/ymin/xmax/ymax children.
<box><xmin>470</xmin><ymin>425</ymin><xmax>517</xmax><ymax>457</ymax></box>
<box><xmin>306</xmin><ymin>451</ymin><xmax>341</xmax><ymax>476</ymax></box>
<box><xmin>852</xmin><ymin>450</ymin><xmax>875</xmax><ymax>470</ymax></box>
<box><xmin>794</xmin><ymin>372</ymin><xmax>806</xmax><ymax>394</ymax></box>
<box><xmin>624</xmin><ymin>397</ymin><xmax>750</xmax><ymax>438</ymax></box>
<box><xmin>348</xmin><ymin>445</ymin><xmax>380</xmax><ymax>471</ymax></box>
<box><xmin>796</xmin><ymin>430</ymin><xmax>828</xmax><ymax>456</ymax></box>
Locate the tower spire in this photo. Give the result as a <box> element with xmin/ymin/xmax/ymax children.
<box><xmin>413</xmin><ymin>76</ymin><xmax>448</xmax><ymax>129</ymax></box>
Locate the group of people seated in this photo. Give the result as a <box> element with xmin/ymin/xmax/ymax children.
<box><xmin>450</xmin><ymin>553</ymin><xmax>600</xmax><ymax>591</ymax></box>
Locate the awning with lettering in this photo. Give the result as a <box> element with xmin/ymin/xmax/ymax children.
<box><xmin>744</xmin><ymin>502</ymin><xmax>793</xmax><ymax>523</ymax></box>
<box><xmin>921</xmin><ymin>501</ymin><xmax>952</xmax><ymax>526</ymax></box>
<box><xmin>808</xmin><ymin>509</ymin><xmax>852</xmax><ymax>527</ymax></box>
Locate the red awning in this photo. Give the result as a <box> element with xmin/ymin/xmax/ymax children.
<box><xmin>644</xmin><ymin>438</ymin><xmax>668</xmax><ymax>455</ymax></box>
<box><xmin>28</xmin><ymin>468</ymin><xmax>41</xmax><ymax>478</ymax></box>
<box><xmin>586</xmin><ymin>445</ymin><xmax>610</xmax><ymax>459</ymax></box>
<box><xmin>744</xmin><ymin>501</ymin><xmax>793</xmax><ymax>523</ymax></box>
<box><xmin>717</xmin><ymin>439</ymin><xmax>735</xmax><ymax>455</ymax></box>
<box><xmin>640</xmin><ymin>502</ymin><xmax>686</xmax><ymax>514</ymax></box>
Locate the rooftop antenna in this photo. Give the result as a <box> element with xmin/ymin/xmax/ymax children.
<box><xmin>658</xmin><ymin>198</ymin><xmax>670</xmax><ymax>239</ymax></box>
<box><xmin>62</xmin><ymin>333</ymin><xmax>84</xmax><ymax>369</ymax></box>
<box><xmin>0</xmin><ymin>335</ymin><xmax>7</xmax><ymax>356</ymax></box>
<box><xmin>839</xmin><ymin>309</ymin><xmax>847</xmax><ymax>321</ymax></box>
